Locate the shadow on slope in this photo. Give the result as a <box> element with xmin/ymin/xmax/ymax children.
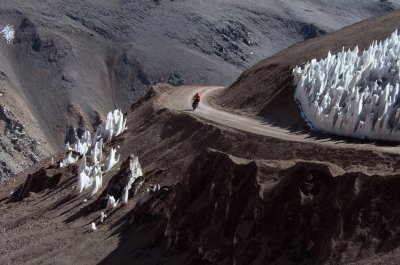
<box><xmin>103</xmin><ymin>149</ymin><xmax>400</xmax><ymax>264</ymax></box>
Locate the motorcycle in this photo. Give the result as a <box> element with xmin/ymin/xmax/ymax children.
<box><xmin>192</xmin><ymin>100</ymin><xmax>199</xmax><ymax>110</ymax></box>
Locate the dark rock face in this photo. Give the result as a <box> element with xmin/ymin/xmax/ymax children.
<box><xmin>297</xmin><ymin>23</ymin><xmax>327</xmax><ymax>40</ymax></box>
<box><xmin>130</xmin><ymin>150</ymin><xmax>400</xmax><ymax>264</ymax></box>
<box><xmin>12</xmin><ymin>165</ymin><xmax>76</xmax><ymax>201</ymax></box>
<box><xmin>0</xmin><ymin>104</ymin><xmax>24</xmax><ymax>134</ymax></box>
<box><xmin>186</xmin><ymin>20</ymin><xmax>257</xmax><ymax>66</ymax></box>
<box><xmin>64</xmin><ymin>125</ymin><xmax>77</xmax><ymax>145</ymax></box>
<box><xmin>96</xmin><ymin>155</ymin><xmax>144</xmax><ymax>208</ymax></box>
<box><xmin>379</xmin><ymin>0</ymin><xmax>396</xmax><ymax>11</ymax></box>
<box><xmin>163</xmin><ymin>151</ymin><xmax>258</xmax><ymax>263</ymax></box>
<box><xmin>0</xmin><ymin>101</ymin><xmax>44</xmax><ymax>178</ymax></box>
<box><xmin>104</xmin><ymin>157</ymin><xmax>132</xmax><ymax>200</ymax></box>
<box><xmin>167</xmin><ymin>71</ymin><xmax>185</xmax><ymax>86</ymax></box>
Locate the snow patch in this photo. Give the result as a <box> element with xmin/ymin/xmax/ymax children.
<box><xmin>146</xmin><ymin>184</ymin><xmax>161</xmax><ymax>193</ymax></box>
<box><xmin>90</xmin><ymin>222</ymin><xmax>97</xmax><ymax>231</ymax></box>
<box><xmin>0</xmin><ymin>24</ymin><xmax>14</xmax><ymax>44</ymax></box>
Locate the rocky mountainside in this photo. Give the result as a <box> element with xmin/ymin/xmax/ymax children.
<box><xmin>2</xmin><ymin>81</ymin><xmax>400</xmax><ymax>264</ymax></box>
<box><xmin>133</xmin><ymin>150</ymin><xmax>400</xmax><ymax>265</ymax></box>
<box><xmin>2</xmin><ymin>4</ymin><xmax>400</xmax><ymax>264</ymax></box>
<box><xmin>0</xmin><ymin>0</ymin><xmax>399</xmax><ymax>178</ymax></box>
<box><xmin>216</xmin><ymin>9</ymin><xmax>400</xmax><ymax>133</ymax></box>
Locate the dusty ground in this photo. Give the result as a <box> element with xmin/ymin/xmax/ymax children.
<box><xmin>1</xmin><ymin>4</ymin><xmax>400</xmax><ymax>265</ymax></box>
<box><xmin>0</xmin><ymin>0</ymin><xmax>398</xmax><ymax>178</ymax></box>
<box><xmin>1</xmin><ymin>83</ymin><xmax>400</xmax><ymax>264</ymax></box>
<box><xmin>160</xmin><ymin>85</ymin><xmax>400</xmax><ymax>154</ymax></box>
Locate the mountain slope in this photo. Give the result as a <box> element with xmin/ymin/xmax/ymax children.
<box><xmin>215</xmin><ymin>9</ymin><xmax>400</xmax><ymax>133</ymax></box>
<box><xmin>2</xmin><ymin>82</ymin><xmax>400</xmax><ymax>264</ymax></box>
<box><xmin>0</xmin><ymin>0</ymin><xmax>398</xmax><ymax>177</ymax></box>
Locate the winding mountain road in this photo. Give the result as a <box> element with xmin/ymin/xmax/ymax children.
<box><xmin>158</xmin><ymin>85</ymin><xmax>400</xmax><ymax>154</ymax></box>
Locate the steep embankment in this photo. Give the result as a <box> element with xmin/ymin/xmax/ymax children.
<box><xmin>2</xmin><ymin>84</ymin><xmax>400</xmax><ymax>264</ymax></box>
<box><xmin>215</xmin><ymin>9</ymin><xmax>400</xmax><ymax>132</ymax></box>
<box><xmin>158</xmin><ymin>85</ymin><xmax>400</xmax><ymax>153</ymax></box>
<box><xmin>131</xmin><ymin>150</ymin><xmax>400</xmax><ymax>265</ymax></box>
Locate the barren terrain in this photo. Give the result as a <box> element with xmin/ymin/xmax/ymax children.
<box><xmin>160</xmin><ymin>85</ymin><xmax>400</xmax><ymax>153</ymax></box>
<box><xmin>0</xmin><ymin>0</ymin><xmax>399</xmax><ymax>178</ymax></box>
<box><xmin>1</xmin><ymin>2</ymin><xmax>400</xmax><ymax>265</ymax></box>
<box><xmin>2</xmin><ymin>81</ymin><xmax>400</xmax><ymax>264</ymax></box>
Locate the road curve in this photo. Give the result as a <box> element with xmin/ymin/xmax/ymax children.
<box><xmin>158</xmin><ymin>85</ymin><xmax>400</xmax><ymax>154</ymax></box>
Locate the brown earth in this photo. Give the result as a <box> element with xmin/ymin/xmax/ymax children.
<box><xmin>132</xmin><ymin>149</ymin><xmax>400</xmax><ymax>265</ymax></box>
<box><xmin>1</xmin><ymin>84</ymin><xmax>400</xmax><ymax>264</ymax></box>
<box><xmin>2</xmin><ymin>9</ymin><xmax>400</xmax><ymax>265</ymax></box>
<box><xmin>0</xmin><ymin>0</ymin><xmax>398</xmax><ymax>180</ymax></box>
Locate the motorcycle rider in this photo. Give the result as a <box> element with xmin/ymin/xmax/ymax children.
<box><xmin>192</xmin><ymin>92</ymin><xmax>201</xmax><ymax>110</ymax></box>
<box><xmin>192</xmin><ymin>92</ymin><xmax>201</xmax><ymax>102</ymax></box>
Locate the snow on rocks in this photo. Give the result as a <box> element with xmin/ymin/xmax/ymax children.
<box><xmin>147</xmin><ymin>184</ymin><xmax>161</xmax><ymax>193</ymax></box>
<box><xmin>63</xmin><ymin>130</ymin><xmax>91</xmax><ymax>155</ymax></box>
<box><xmin>120</xmin><ymin>155</ymin><xmax>143</xmax><ymax>204</ymax></box>
<box><xmin>59</xmin><ymin>152</ymin><xmax>78</xmax><ymax>168</ymax></box>
<box><xmin>60</xmin><ymin>130</ymin><xmax>92</xmax><ymax>168</ymax></box>
<box><xmin>101</xmin><ymin>155</ymin><xmax>144</xmax><ymax>207</ymax></box>
<box><xmin>74</xmin><ymin>130</ymin><xmax>91</xmax><ymax>155</ymax></box>
<box><xmin>138</xmin><ymin>184</ymin><xmax>161</xmax><ymax>206</ymax></box>
<box><xmin>0</xmin><ymin>24</ymin><xmax>15</xmax><ymax>44</ymax></box>
<box><xmin>65</xmin><ymin>142</ymin><xmax>73</xmax><ymax>152</ymax></box>
<box><xmin>134</xmin><ymin>178</ymin><xmax>145</xmax><ymax>195</ymax></box>
<box><xmin>127</xmin><ymin>155</ymin><xmax>143</xmax><ymax>189</ymax></box>
<box><xmin>293</xmin><ymin>30</ymin><xmax>400</xmax><ymax>141</ymax></box>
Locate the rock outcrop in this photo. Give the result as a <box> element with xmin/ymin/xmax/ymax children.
<box><xmin>131</xmin><ymin>149</ymin><xmax>400</xmax><ymax>264</ymax></box>
<box><xmin>12</xmin><ymin>165</ymin><xmax>77</xmax><ymax>201</ymax></box>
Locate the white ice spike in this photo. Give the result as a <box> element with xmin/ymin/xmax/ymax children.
<box><xmin>76</xmin><ymin>154</ymin><xmax>94</xmax><ymax>193</ymax></box>
<box><xmin>106</xmin><ymin>196</ymin><xmax>118</xmax><ymax>210</ymax></box>
<box><xmin>293</xmin><ymin>30</ymin><xmax>400</xmax><ymax>141</ymax></box>
<box><xmin>105</xmin><ymin>148</ymin><xmax>120</xmax><ymax>172</ymax></box>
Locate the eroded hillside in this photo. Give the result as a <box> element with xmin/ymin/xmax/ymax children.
<box><xmin>0</xmin><ymin>0</ymin><xmax>398</xmax><ymax>178</ymax></box>
<box><xmin>2</xmin><ymin>84</ymin><xmax>400</xmax><ymax>264</ymax></box>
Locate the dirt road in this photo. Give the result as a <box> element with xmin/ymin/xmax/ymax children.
<box><xmin>158</xmin><ymin>85</ymin><xmax>400</xmax><ymax>154</ymax></box>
